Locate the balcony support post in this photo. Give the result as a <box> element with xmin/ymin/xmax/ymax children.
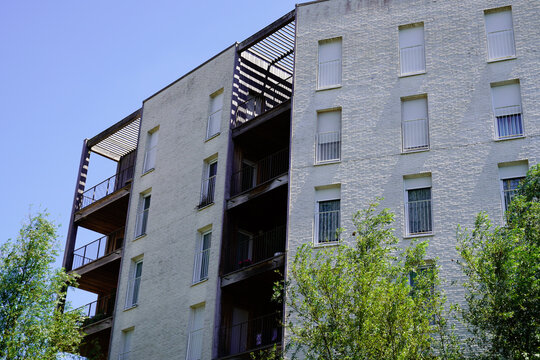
<box><xmin>63</xmin><ymin>139</ymin><xmax>91</xmax><ymax>272</ymax></box>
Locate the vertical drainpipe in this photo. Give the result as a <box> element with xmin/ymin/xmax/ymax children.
<box><xmin>63</xmin><ymin>139</ymin><xmax>91</xmax><ymax>272</ymax></box>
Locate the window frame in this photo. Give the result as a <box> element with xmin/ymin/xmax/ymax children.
<box><xmin>186</xmin><ymin>304</ymin><xmax>205</xmax><ymax>360</ymax></box>
<box><xmin>142</xmin><ymin>129</ymin><xmax>158</xmax><ymax>174</ymax></box>
<box><xmin>315</xmin><ymin>109</ymin><xmax>342</xmax><ymax>164</ymax></box>
<box><xmin>317</xmin><ymin>37</ymin><xmax>342</xmax><ymax>90</ymax></box>
<box><xmin>398</xmin><ymin>23</ymin><xmax>426</xmax><ymax>76</ymax></box>
<box><xmin>491</xmin><ymin>81</ymin><xmax>524</xmax><ymax>140</ymax></box>
<box><xmin>313</xmin><ymin>187</ymin><xmax>341</xmax><ymax>245</ymax></box>
<box><xmin>484</xmin><ymin>7</ymin><xmax>516</xmax><ymax>62</ymax></box>
<box><xmin>125</xmin><ymin>259</ymin><xmax>143</xmax><ymax>309</ymax></box>
<box><xmin>206</xmin><ymin>91</ymin><xmax>224</xmax><ymax>140</ymax></box>
<box><xmin>401</xmin><ymin>95</ymin><xmax>430</xmax><ymax>152</ymax></box>
<box><xmin>192</xmin><ymin>230</ymin><xmax>212</xmax><ymax>284</ymax></box>
<box><xmin>134</xmin><ymin>193</ymin><xmax>151</xmax><ymax>238</ymax></box>
<box><xmin>404</xmin><ymin>176</ymin><xmax>433</xmax><ymax>237</ymax></box>
<box><xmin>199</xmin><ymin>158</ymin><xmax>218</xmax><ymax>208</ymax></box>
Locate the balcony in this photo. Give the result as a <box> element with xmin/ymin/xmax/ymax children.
<box><xmin>218</xmin><ymin>313</ymin><xmax>282</xmax><ymax>359</ymax></box>
<box><xmin>75</xmin><ymin>293</ymin><xmax>115</xmax><ymax>334</ymax></box>
<box><xmin>231</xmin><ymin>149</ymin><xmax>289</xmax><ymax>197</ymax></box>
<box><xmin>233</xmin><ymin>77</ymin><xmax>292</xmax><ymax>129</ymax></box>
<box><xmin>223</xmin><ymin>226</ymin><xmax>286</xmax><ymax>276</ymax></box>
<box><xmin>78</xmin><ymin>166</ymin><xmax>134</xmax><ymax>210</ymax></box>
<box><xmin>72</xmin><ymin>228</ymin><xmax>124</xmax><ymax>270</ymax></box>
<box><xmin>199</xmin><ymin>175</ymin><xmax>217</xmax><ymax>208</ymax></box>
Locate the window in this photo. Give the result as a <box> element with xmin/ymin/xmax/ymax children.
<box><xmin>314</xmin><ymin>187</ymin><xmax>340</xmax><ymax>244</ymax></box>
<box><xmin>186</xmin><ymin>305</ymin><xmax>205</xmax><ymax>360</ymax></box>
<box><xmin>119</xmin><ymin>328</ymin><xmax>133</xmax><ymax>360</ymax></box>
<box><xmin>316</xmin><ymin>110</ymin><xmax>341</xmax><ymax>163</ymax></box>
<box><xmin>143</xmin><ymin>129</ymin><xmax>158</xmax><ymax>173</ymax></box>
<box><xmin>491</xmin><ymin>82</ymin><xmax>523</xmax><ymax>139</ymax></box>
<box><xmin>199</xmin><ymin>159</ymin><xmax>217</xmax><ymax>208</ymax></box>
<box><xmin>499</xmin><ymin>162</ymin><xmax>528</xmax><ymax>214</ymax></box>
<box><xmin>399</xmin><ymin>24</ymin><xmax>425</xmax><ymax>76</ymax></box>
<box><xmin>135</xmin><ymin>193</ymin><xmax>151</xmax><ymax>237</ymax></box>
<box><xmin>485</xmin><ymin>8</ymin><xmax>515</xmax><ymax>61</ymax></box>
<box><xmin>401</xmin><ymin>96</ymin><xmax>429</xmax><ymax>151</ymax></box>
<box><xmin>318</xmin><ymin>38</ymin><xmax>342</xmax><ymax>89</ymax></box>
<box><xmin>404</xmin><ymin>176</ymin><xmax>432</xmax><ymax>236</ymax></box>
<box><xmin>207</xmin><ymin>91</ymin><xmax>223</xmax><ymax>139</ymax></box>
<box><xmin>193</xmin><ymin>230</ymin><xmax>211</xmax><ymax>283</ymax></box>
<box><xmin>125</xmin><ymin>259</ymin><xmax>143</xmax><ymax>308</ymax></box>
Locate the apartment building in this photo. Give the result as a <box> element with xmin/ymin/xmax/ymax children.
<box><xmin>62</xmin><ymin>0</ymin><xmax>539</xmax><ymax>359</ymax></box>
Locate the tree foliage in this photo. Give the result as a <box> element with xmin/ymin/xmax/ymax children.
<box><xmin>271</xmin><ymin>201</ymin><xmax>459</xmax><ymax>360</ymax></box>
<box><xmin>457</xmin><ymin>164</ymin><xmax>540</xmax><ymax>359</ymax></box>
<box><xmin>0</xmin><ymin>212</ymin><xmax>84</xmax><ymax>360</ymax></box>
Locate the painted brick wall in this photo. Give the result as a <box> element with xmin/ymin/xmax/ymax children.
<box><xmin>109</xmin><ymin>45</ymin><xmax>236</xmax><ymax>360</ymax></box>
<box><xmin>289</xmin><ymin>0</ymin><xmax>539</xmax><ymax>338</ymax></box>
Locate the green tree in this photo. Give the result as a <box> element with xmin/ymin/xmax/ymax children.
<box><xmin>264</xmin><ymin>201</ymin><xmax>460</xmax><ymax>360</ymax></box>
<box><xmin>0</xmin><ymin>212</ymin><xmax>84</xmax><ymax>360</ymax></box>
<box><xmin>457</xmin><ymin>164</ymin><xmax>540</xmax><ymax>359</ymax></box>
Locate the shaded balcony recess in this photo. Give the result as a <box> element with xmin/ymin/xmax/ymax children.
<box><xmin>74</xmin><ymin>293</ymin><xmax>116</xmax><ymax>329</ymax></box>
<box><xmin>223</xmin><ymin>226</ymin><xmax>286</xmax><ymax>275</ymax></box>
<box><xmin>231</xmin><ymin>12</ymin><xmax>294</xmax><ymax>129</ymax></box>
<box><xmin>72</xmin><ymin>228</ymin><xmax>124</xmax><ymax>270</ymax></box>
<box><xmin>78</xmin><ymin>166</ymin><xmax>134</xmax><ymax>210</ymax></box>
<box><xmin>218</xmin><ymin>312</ymin><xmax>282</xmax><ymax>359</ymax></box>
<box><xmin>231</xmin><ymin>148</ymin><xmax>289</xmax><ymax>197</ymax></box>
<box><xmin>233</xmin><ymin>76</ymin><xmax>292</xmax><ymax>128</ymax></box>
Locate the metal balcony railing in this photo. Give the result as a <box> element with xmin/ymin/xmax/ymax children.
<box><xmin>405</xmin><ymin>199</ymin><xmax>433</xmax><ymax>235</ymax></box>
<box><xmin>402</xmin><ymin>118</ymin><xmax>429</xmax><ymax>151</ymax></box>
<box><xmin>78</xmin><ymin>166</ymin><xmax>134</xmax><ymax>209</ymax></box>
<box><xmin>72</xmin><ymin>228</ymin><xmax>124</xmax><ymax>270</ymax></box>
<box><xmin>75</xmin><ymin>293</ymin><xmax>115</xmax><ymax>327</ymax></box>
<box><xmin>495</xmin><ymin>105</ymin><xmax>523</xmax><ymax>139</ymax></box>
<box><xmin>218</xmin><ymin>312</ymin><xmax>282</xmax><ymax>357</ymax></box>
<box><xmin>224</xmin><ymin>226</ymin><xmax>286</xmax><ymax>274</ymax></box>
<box><xmin>125</xmin><ymin>275</ymin><xmax>142</xmax><ymax>308</ymax></box>
<box><xmin>318</xmin><ymin>58</ymin><xmax>342</xmax><ymax>89</ymax></box>
<box><xmin>199</xmin><ymin>175</ymin><xmax>217</xmax><ymax>208</ymax></box>
<box><xmin>400</xmin><ymin>44</ymin><xmax>425</xmax><ymax>75</ymax></box>
<box><xmin>234</xmin><ymin>77</ymin><xmax>292</xmax><ymax>128</ymax></box>
<box><xmin>231</xmin><ymin>149</ymin><xmax>289</xmax><ymax>196</ymax></box>
<box><xmin>487</xmin><ymin>29</ymin><xmax>515</xmax><ymax>60</ymax></box>
<box><xmin>316</xmin><ymin>131</ymin><xmax>341</xmax><ymax>163</ymax></box>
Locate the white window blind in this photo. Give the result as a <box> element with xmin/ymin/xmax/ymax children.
<box><xmin>316</xmin><ymin>111</ymin><xmax>341</xmax><ymax>162</ymax></box>
<box><xmin>485</xmin><ymin>9</ymin><xmax>515</xmax><ymax>60</ymax></box>
<box><xmin>402</xmin><ymin>97</ymin><xmax>429</xmax><ymax>151</ymax></box>
<box><xmin>318</xmin><ymin>38</ymin><xmax>342</xmax><ymax>89</ymax></box>
<box><xmin>143</xmin><ymin>130</ymin><xmax>158</xmax><ymax>173</ymax></box>
<box><xmin>207</xmin><ymin>92</ymin><xmax>223</xmax><ymax>139</ymax></box>
<box><xmin>399</xmin><ymin>25</ymin><xmax>425</xmax><ymax>75</ymax></box>
<box><xmin>491</xmin><ymin>83</ymin><xmax>523</xmax><ymax>138</ymax></box>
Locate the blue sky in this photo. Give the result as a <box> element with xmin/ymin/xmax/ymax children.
<box><xmin>0</xmin><ymin>0</ymin><xmax>299</xmax><ymax>307</ymax></box>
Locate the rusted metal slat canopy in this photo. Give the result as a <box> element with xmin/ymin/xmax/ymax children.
<box><xmin>87</xmin><ymin>109</ymin><xmax>141</xmax><ymax>161</ymax></box>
